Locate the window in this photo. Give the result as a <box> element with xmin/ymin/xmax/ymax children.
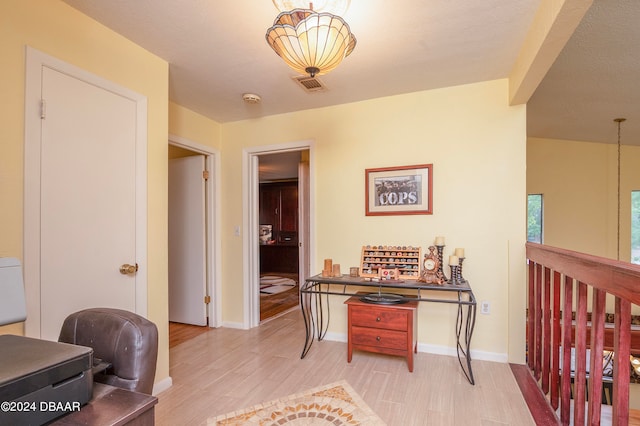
<box><xmin>527</xmin><ymin>194</ymin><xmax>543</xmax><ymax>244</ymax></box>
<box><xmin>632</xmin><ymin>191</ymin><xmax>640</xmax><ymax>264</ymax></box>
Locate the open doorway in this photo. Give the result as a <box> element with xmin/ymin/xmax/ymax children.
<box><xmin>258</xmin><ymin>151</ymin><xmax>305</xmax><ymax>321</ymax></box>
<box><xmin>244</xmin><ymin>141</ymin><xmax>313</xmax><ymax>327</ymax></box>
<box><xmin>168</xmin><ymin>136</ymin><xmax>221</xmax><ymax>347</ymax></box>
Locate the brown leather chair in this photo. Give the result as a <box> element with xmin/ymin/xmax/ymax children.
<box><xmin>58</xmin><ymin>307</ymin><xmax>158</xmax><ymax>395</ymax></box>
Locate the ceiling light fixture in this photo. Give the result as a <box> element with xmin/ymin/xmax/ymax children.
<box><xmin>272</xmin><ymin>0</ymin><xmax>351</xmax><ymax>16</ymax></box>
<box><xmin>265</xmin><ymin>8</ymin><xmax>356</xmax><ymax>78</ymax></box>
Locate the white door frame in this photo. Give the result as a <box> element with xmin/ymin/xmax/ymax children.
<box><xmin>242</xmin><ymin>140</ymin><xmax>315</xmax><ymax>328</ymax></box>
<box><xmin>23</xmin><ymin>46</ymin><xmax>148</xmax><ymax>337</ymax></box>
<box><xmin>169</xmin><ymin>135</ymin><xmax>221</xmax><ymax>327</ymax></box>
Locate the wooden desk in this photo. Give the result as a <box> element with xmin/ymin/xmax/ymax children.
<box><xmin>300</xmin><ymin>274</ymin><xmax>477</xmax><ymax>384</ymax></box>
<box><xmin>52</xmin><ymin>383</ymin><xmax>157</xmax><ymax>426</ymax></box>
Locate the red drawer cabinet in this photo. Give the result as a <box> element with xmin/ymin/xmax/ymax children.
<box><xmin>344</xmin><ymin>295</ymin><xmax>418</xmax><ymax>372</ymax></box>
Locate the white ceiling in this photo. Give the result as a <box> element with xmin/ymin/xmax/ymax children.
<box><xmin>62</xmin><ymin>0</ymin><xmax>639</xmax><ymax>145</ymax></box>
<box><xmin>527</xmin><ymin>0</ymin><xmax>640</xmax><ymax>145</ymax></box>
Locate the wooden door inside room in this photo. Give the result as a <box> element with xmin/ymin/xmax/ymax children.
<box><xmin>168</xmin><ymin>155</ymin><xmax>208</xmax><ymax>326</ymax></box>
<box><xmin>166</xmin><ymin>138</ymin><xmax>220</xmax><ymax>345</ymax></box>
<box><xmin>24</xmin><ymin>48</ymin><xmax>147</xmax><ymax>340</ymax></box>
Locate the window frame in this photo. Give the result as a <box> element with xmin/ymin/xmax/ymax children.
<box><xmin>527</xmin><ymin>194</ymin><xmax>543</xmax><ymax>244</ymax></box>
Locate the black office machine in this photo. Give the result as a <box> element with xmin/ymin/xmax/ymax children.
<box><xmin>0</xmin><ymin>258</ymin><xmax>93</xmax><ymax>425</ymax></box>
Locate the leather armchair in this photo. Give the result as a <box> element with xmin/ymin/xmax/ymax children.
<box><xmin>59</xmin><ymin>307</ymin><xmax>158</xmax><ymax>395</ymax></box>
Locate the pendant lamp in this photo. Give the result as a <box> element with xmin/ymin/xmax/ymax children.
<box><xmin>615</xmin><ymin>117</ymin><xmax>626</xmax><ymax>260</ymax></box>
<box><xmin>266</xmin><ymin>9</ymin><xmax>356</xmax><ymax>77</ymax></box>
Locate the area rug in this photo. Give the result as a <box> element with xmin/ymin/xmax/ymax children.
<box><xmin>208</xmin><ymin>380</ymin><xmax>386</xmax><ymax>425</ymax></box>
<box><xmin>260</xmin><ymin>275</ymin><xmax>296</xmax><ymax>295</ymax></box>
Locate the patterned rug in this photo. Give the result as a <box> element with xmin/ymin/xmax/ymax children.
<box><xmin>260</xmin><ymin>275</ymin><xmax>296</xmax><ymax>295</ymax></box>
<box><xmin>208</xmin><ymin>380</ymin><xmax>386</xmax><ymax>425</ymax></box>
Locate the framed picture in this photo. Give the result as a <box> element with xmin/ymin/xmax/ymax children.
<box><xmin>365</xmin><ymin>164</ymin><xmax>433</xmax><ymax>216</ymax></box>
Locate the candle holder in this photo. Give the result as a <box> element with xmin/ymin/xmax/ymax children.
<box><xmin>458</xmin><ymin>257</ymin><xmax>466</xmax><ymax>283</ymax></box>
<box><xmin>435</xmin><ymin>244</ymin><xmax>448</xmax><ymax>281</ymax></box>
<box><xmin>449</xmin><ymin>265</ymin><xmax>460</xmax><ymax>285</ymax></box>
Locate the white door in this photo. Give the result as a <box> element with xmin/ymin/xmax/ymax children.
<box><xmin>38</xmin><ymin>67</ymin><xmax>139</xmax><ymax>340</ymax></box>
<box><xmin>168</xmin><ymin>156</ymin><xmax>207</xmax><ymax>325</ymax></box>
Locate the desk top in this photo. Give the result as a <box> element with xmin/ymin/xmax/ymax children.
<box><xmin>304</xmin><ymin>274</ymin><xmax>473</xmax><ymax>293</ymax></box>
<box><xmin>52</xmin><ymin>383</ymin><xmax>157</xmax><ymax>426</ymax></box>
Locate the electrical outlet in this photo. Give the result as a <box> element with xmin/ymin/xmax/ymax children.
<box><xmin>480</xmin><ymin>301</ymin><xmax>490</xmax><ymax>315</ymax></box>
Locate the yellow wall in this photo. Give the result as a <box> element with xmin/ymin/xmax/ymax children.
<box><xmin>221</xmin><ymin>79</ymin><xmax>528</xmax><ymax>361</ymax></box>
<box><xmin>1</xmin><ymin>1</ymin><xmax>530</xmax><ymax>383</ymax></box>
<box><xmin>0</xmin><ymin>1</ymin><xmax>170</xmax><ymax>384</ymax></box>
<box><xmin>169</xmin><ymin>101</ymin><xmax>222</xmax><ymax>150</ymax></box>
<box><xmin>527</xmin><ymin>137</ymin><xmax>640</xmax><ymax>260</ymax></box>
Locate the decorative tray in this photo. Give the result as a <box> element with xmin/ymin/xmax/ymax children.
<box><xmin>359</xmin><ymin>293</ymin><xmax>408</xmax><ymax>305</ymax></box>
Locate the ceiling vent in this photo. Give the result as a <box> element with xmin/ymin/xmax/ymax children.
<box><xmin>292</xmin><ymin>75</ymin><xmax>327</xmax><ymax>93</ymax></box>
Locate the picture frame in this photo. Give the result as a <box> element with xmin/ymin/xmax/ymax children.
<box><xmin>365</xmin><ymin>164</ymin><xmax>433</xmax><ymax>216</ymax></box>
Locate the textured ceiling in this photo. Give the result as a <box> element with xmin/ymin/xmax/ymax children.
<box><xmin>527</xmin><ymin>0</ymin><xmax>640</xmax><ymax>145</ymax></box>
<box><xmin>62</xmin><ymin>0</ymin><xmax>539</xmax><ymax>121</ymax></box>
<box><xmin>62</xmin><ymin>0</ymin><xmax>639</xmax><ymax>145</ymax></box>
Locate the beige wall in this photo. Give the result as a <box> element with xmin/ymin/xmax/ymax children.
<box><xmin>221</xmin><ymin>79</ymin><xmax>528</xmax><ymax>362</ymax></box>
<box><xmin>1</xmin><ymin>1</ymin><xmax>531</xmax><ymax>384</ymax></box>
<box><xmin>169</xmin><ymin>101</ymin><xmax>222</xmax><ymax>151</ymax></box>
<box><xmin>527</xmin><ymin>137</ymin><xmax>640</xmax><ymax>260</ymax></box>
<box><xmin>0</xmin><ymin>1</ymin><xmax>170</xmax><ymax>384</ymax></box>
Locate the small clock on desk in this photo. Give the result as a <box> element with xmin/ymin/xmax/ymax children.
<box><xmin>418</xmin><ymin>245</ymin><xmax>444</xmax><ymax>284</ymax></box>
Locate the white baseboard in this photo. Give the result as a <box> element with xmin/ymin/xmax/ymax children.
<box><xmin>322</xmin><ymin>332</ymin><xmax>508</xmax><ymax>363</ymax></box>
<box><xmin>324</xmin><ymin>331</ymin><xmax>347</xmax><ymax>342</ymax></box>
<box><xmin>221</xmin><ymin>321</ymin><xmax>246</xmax><ymax>329</ymax></box>
<box><xmin>417</xmin><ymin>342</ymin><xmax>508</xmax><ymax>363</ymax></box>
<box><xmin>152</xmin><ymin>376</ymin><xmax>173</xmax><ymax>395</ymax></box>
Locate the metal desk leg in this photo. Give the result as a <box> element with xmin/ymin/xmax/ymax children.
<box><xmin>300</xmin><ymin>282</ymin><xmax>332</xmax><ymax>358</ymax></box>
<box><xmin>456</xmin><ymin>293</ymin><xmax>477</xmax><ymax>385</ymax></box>
<box><xmin>299</xmin><ymin>288</ymin><xmax>315</xmax><ymax>358</ymax></box>
<box><xmin>315</xmin><ymin>285</ymin><xmax>330</xmax><ymax>341</ymax></box>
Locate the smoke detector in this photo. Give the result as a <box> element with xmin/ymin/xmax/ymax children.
<box><xmin>242</xmin><ymin>93</ymin><xmax>262</xmax><ymax>104</ymax></box>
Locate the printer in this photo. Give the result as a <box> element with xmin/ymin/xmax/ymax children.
<box><xmin>0</xmin><ymin>258</ymin><xmax>93</xmax><ymax>425</ymax></box>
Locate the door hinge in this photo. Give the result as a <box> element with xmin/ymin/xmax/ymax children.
<box><xmin>204</xmin><ymin>295</ymin><xmax>211</xmax><ymax>304</ymax></box>
<box><xmin>40</xmin><ymin>99</ymin><xmax>46</xmax><ymax>119</ymax></box>
<box><xmin>203</xmin><ymin>170</ymin><xmax>209</xmax><ymax>180</ymax></box>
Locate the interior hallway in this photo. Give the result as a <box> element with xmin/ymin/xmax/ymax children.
<box><xmin>158</xmin><ymin>309</ymin><xmax>535</xmax><ymax>425</ymax></box>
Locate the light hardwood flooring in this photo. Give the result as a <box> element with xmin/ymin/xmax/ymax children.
<box><xmin>156</xmin><ymin>310</ymin><xmax>536</xmax><ymax>425</ymax></box>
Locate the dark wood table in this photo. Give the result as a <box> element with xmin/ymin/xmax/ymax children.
<box><xmin>300</xmin><ymin>274</ymin><xmax>477</xmax><ymax>384</ymax></box>
<box><xmin>52</xmin><ymin>383</ymin><xmax>157</xmax><ymax>426</ymax></box>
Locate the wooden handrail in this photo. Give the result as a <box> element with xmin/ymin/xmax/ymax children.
<box><xmin>524</xmin><ymin>242</ymin><xmax>640</xmax><ymax>426</ymax></box>
<box><xmin>526</xmin><ymin>243</ymin><xmax>640</xmax><ymax>304</ymax></box>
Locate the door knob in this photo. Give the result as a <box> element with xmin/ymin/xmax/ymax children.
<box><xmin>120</xmin><ymin>263</ymin><xmax>138</xmax><ymax>275</ymax></box>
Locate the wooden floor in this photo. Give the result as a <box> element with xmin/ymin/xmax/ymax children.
<box><xmin>169</xmin><ymin>322</ymin><xmax>210</xmax><ymax>348</ymax></box>
<box><xmin>157</xmin><ymin>310</ymin><xmax>536</xmax><ymax>425</ymax></box>
<box><xmin>259</xmin><ymin>284</ymin><xmax>299</xmax><ymax>321</ymax></box>
<box><xmin>259</xmin><ymin>272</ymin><xmax>299</xmax><ymax>322</ymax></box>
<box><xmin>168</xmin><ymin>273</ymin><xmax>299</xmax><ymax>348</ymax></box>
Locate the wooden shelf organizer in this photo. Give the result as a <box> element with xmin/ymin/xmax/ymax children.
<box><xmin>359</xmin><ymin>245</ymin><xmax>422</xmax><ymax>280</ymax></box>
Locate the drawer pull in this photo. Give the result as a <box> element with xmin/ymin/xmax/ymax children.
<box><xmin>376</xmin><ymin>336</ymin><xmax>381</xmax><ymax>341</ymax></box>
<box><xmin>376</xmin><ymin>317</ymin><xmax>381</xmax><ymax>322</ymax></box>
